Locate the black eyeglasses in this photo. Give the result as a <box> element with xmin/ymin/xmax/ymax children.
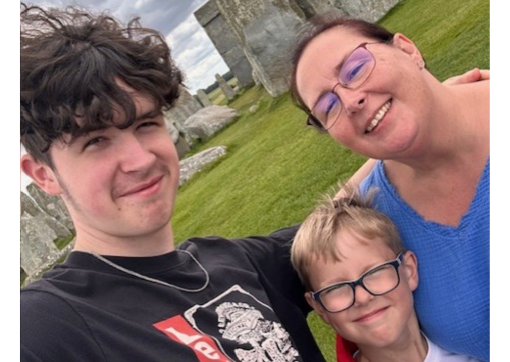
<box><xmin>311</xmin><ymin>252</ymin><xmax>404</xmax><ymax>313</ymax></box>
<box><xmin>307</xmin><ymin>42</ymin><xmax>384</xmax><ymax>132</ymax></box>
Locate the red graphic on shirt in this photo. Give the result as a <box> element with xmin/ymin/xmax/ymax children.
<box><xmin>154</xmin><ymin>315</ymin><xmax>231</xmax><ymax>362</ymax></box>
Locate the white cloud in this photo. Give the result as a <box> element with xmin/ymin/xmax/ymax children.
<box><xmin>184</xmin><ymin>55</ymin><xmax>229</xmax><ymax>92</ymax></box>
<box><xmin>167</xmin><ymin>13</ymin><xmax>229</xmax><ymax>93</ymax></box>
<box><xmin>25</xmin><ymin>0</ymin><xmax>229</xmax><ymax>94</ymax></box>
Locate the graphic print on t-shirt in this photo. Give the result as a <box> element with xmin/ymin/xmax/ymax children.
<box><xmin>154</xmin><ymin>285</ymin><xmax>301</xmax><ymax>362</ymax></box>
<box><xmin>155</xmin><ymin>314</ymin><xmax>231</xmax><ymax>362</ymax></box>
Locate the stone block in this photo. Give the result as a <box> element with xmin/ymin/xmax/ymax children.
<box><xmin>26</xmin><ymin>184</ymin><xmax>74</xmax><ymax>233</ymax></box>
<box><xmin>184</xmin><ymin>105</ymin><xmax>239</xmax><ymax>142</ymax></box>
<box><xmin>195</xmin><ymin>1</ymin><xmax>254</xmax><ymax>88</ymax></box>
<box><xmin>215</xmin><ymin>73</ymin><xmax>237</xmax><ymax>100</ymax></box>
<box><xmin>21</xmin><ymin>191</ymin><xmax>73</xmax><ymax>239</ymax></box>
<box><xmin>216</xmin><ymin>0</ymin><xmax>305</xmax><ymax>97</ymax></box>
<box><xmin>197</xmin><ymin>89</ymin><xmax>213</xmax><ymax>107</ymax></box>
<box><xmin>165</xmin><ymin>86</ymin><xmax>203</xmax><ymax>125</ymax></box>
<box><xmin>20</xmin><ymin>212</ymin><xmax>60</xmax><ymax>276</ymax></box>
<box><xmin>179</xmin><ymin>146</ymin><xmax>227</xmax><ymax>185</ymax></box>
<box><xmin>195</xmin><ymin>0</ymin><xmax>400</xmax><ymax>97</ymax></box>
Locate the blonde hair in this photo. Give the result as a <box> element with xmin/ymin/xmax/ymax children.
<box><xmin>291</xmin><ymin>184</ymin><xmax>404</xmax><ymax>291</ymax></box>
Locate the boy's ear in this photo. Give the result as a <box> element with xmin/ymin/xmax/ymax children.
<box><xmin>392</xmin><ymin>33</ymin><xmax>425</xmax><ymax>68</ymax></box>
<box><xmin>402</xmin><ymin>250</ymin><xmax>419</xmax><ymax>291</ymax></box>
<box><xmin>21</xmin><ymin>154</ymin><xmax>62</xmax><ymax>196</ymax></box>
<box><xmin>305</xmin><ymin>292</ymin><xmax>332</xmax><ymax>325</ymax></box>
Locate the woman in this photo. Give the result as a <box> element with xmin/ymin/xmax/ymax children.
<box><xmin>290</xmin><ymin>16</ymin><xmax>489</xmax><ymax>362</ymax></box>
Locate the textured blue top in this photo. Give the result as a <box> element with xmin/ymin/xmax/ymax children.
<box><xmin>360</xmin><ymin>158</ymin><xmax>490</xmax><ymax>362</ymax></box>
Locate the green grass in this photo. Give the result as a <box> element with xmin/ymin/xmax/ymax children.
<box><xmin>380</xmin><ymin>0</ymin><xmax>489</xmax><ymax>81</ymax></box>
<box><xmin>54</xmin><ymin>235</ymin><xmax>75</xmax><ymax>250</ymax></box>
<box><xmin>173</xmin><ymin>0</ymin><xmax>489</xmax><ymax>359</ymax></box>
<box><xmin>173</xmin><ymin>93</ymin><xmax>366</xmax><ymax>240</ymax></box>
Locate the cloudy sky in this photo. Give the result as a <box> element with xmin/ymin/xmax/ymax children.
<box><xmin>25</xmin><ymin>0</ymin><xmax>230</xmax><ymax>94</ymax></box>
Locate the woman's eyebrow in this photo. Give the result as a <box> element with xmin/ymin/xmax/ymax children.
<box><xmin>334</xmin><ymin>44</ymin><xmax>361</xmax><ymax>77</ymax></box>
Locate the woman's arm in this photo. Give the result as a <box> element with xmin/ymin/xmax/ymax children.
<box><xmin>443</xmin><ymin>68</ymin><xmax>490</xmax><ymax>85</ymax></box>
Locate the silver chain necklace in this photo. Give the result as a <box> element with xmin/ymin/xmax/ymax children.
<box><xmin>83</xmin><ymin>250</ymin><xmax>210</xmax><ymax>293</ymax></box>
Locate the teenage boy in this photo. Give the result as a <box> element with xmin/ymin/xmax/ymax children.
<box><xmin>291</xmin><ymin>186</ymin><xmax>483</xmax><ymax>362</ymax></box>
<box><xmin>20</xmin><ymin>4</ymin><xmax>323</xmax><ymax>361</ymax></box>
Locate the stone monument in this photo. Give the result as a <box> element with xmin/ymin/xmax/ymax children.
<box><xmin>215</xmin><ymin>0</ymin><xmax>305</xmax><ymax>97</ymax></box>
<box><xmin>195</xmin><ymin>0</ymin><xmax>400</xmax><ymax>97</ymax></box>
<box><xmin>196</xmin><ymin>89</ymin><xmax>213</xmax><ymax>107</ymax></box>
<box><xmin>194</xmin><ymin>1</ymin><xmax>254</xmax><ymax>88</ymax></box>
<box><xmin>215</xmin><ymin>73</ymin><xmax>237</xmax><ymax>101</ymax></box>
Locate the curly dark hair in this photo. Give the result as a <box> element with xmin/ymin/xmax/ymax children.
<box><xmin>20</xmin><ymin>3</ymin><xmax>184</xmax><ymax>167</ymax></box>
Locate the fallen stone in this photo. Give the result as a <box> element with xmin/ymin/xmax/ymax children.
<box><xmin>184</xmin><ymin>105</ymin><xmax>239</xmax><ymax>142</ymax></box>
<box><xmin>179</xmin><ymin>146</ymin><xmax>227</xmax><ymax>185</ymax></box>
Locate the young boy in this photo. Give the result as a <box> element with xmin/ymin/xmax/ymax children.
<box><xmin>291</xmin><ymin>186</ymin><xmax>483</xmax><ymax>362</ymax></box>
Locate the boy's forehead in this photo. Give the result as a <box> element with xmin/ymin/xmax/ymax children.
<box><xmin>335</xmin><ymin>229</ymin><xmax>394</xmax><ymax>255</ymax></box>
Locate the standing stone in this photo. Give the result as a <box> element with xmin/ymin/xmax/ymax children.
<box><xmin>21</xmin><ymin>191</ymin><xmax>72</xmax><ymax>239</ymax></box>
<box><xmin>331</xmin><ymin>0</ymin><xmax>400</xmax><ymax>22</ymax></box>
<box><xmin>164</xmin><ymin>119</ymin><xmax>191</xmax><ymax>158</ymax></box>
<box><xmin>26</xmin><ymin>183</ymin><xmax>74</xmax><ymax>234</ymax></box>
<box><xmin>174</xmin><ymin>133</ymin><xmax>191</xmax><ymax>159</ymax></box>
<box><xmin>293</xmin><ymin>0</ymin><xmax>338</xmax><ymax>18</ymax></box>
<box><xmin>194</xmin><ymin>1</ymin><xmax>254</xmax><ymax>88</ymax></box>
<box><xmin>164</xmin><ymin>85</ymin><xmax>203</xmax><ymax>153</ymax></box>
<box><xmin>21</xmin><ymin>191</ymin><xmax>43</xmax><ymax>219</ymax></box>
<box><xmin>165</xmin><ymin>86</ymin><xmax>203</xmax><ymax>125</ymax></box>
<box><xmin>20</xmin><ymin>211</ymin><xmax>60</xmax><ymax>277</ymax></box>
<box><xmin>196</xmin><ymin>89</ymin><xmax>213</xmax><ymax>107</ymax></box>
<box><xmin>215</xmin><ymin>73</ymin><xmax>237</xmax><ymax>101</ymax></box>
<box><xmin>252</xmin><ymin>69</ymin><xmax>261</xmax><ymax>86</ymax></box>
<box><xmin>295</xmin><ymin>0</ymin><xmax>401</xmax><ymax>22</ymax></box>
<box><xmin>215</xmin><ymin>0</ymin><xmax>306</xmax><ymax>97</ymax></box>
<box><xmin>195</xmin><ymin>0</ymin><xmax>400</xmax><ymax>97</ymax></box>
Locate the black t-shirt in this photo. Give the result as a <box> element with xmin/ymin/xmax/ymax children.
<box><xmin>21</xmin><ymin>225</ymin><xmax>325</xmax><ymax>362</ymax></box>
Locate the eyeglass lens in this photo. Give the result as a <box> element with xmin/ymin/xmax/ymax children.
<box><xmin>319</xmin><ymin>262</ymin><xmax>399</xmax><ymax>312</ymax></box>
<box><xmin>311</xmin><ymin>44</ymin><xmax>376</xmax><ymax>130</ymax></box>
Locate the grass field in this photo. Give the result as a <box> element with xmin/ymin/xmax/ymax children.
<box><xmin>175</xmin><ymin>0</ymin><xmax>489</xmax><ymax>359</ymax></box>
